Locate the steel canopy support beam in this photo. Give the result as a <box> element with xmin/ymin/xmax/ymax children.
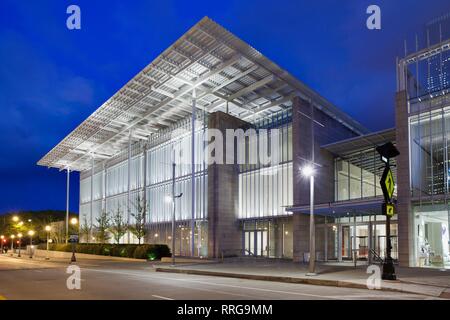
<box><xmin>63</xmin><ymin>54</ymin><xmax>242</xmax><ymax>170</ymax></box>
<box><xmin>142</xmin><ymin>144</ymin><xmax>147</xmax><ymax>226</ymax></box>
<box><xmin>227</xmin><ymin>75</ymin><xmax>275</xmax><ymax>101</ymax></box>
<box><xmin>191</xmin><ymin>88</ymin><xmax>196</xmax><ymax>257</ymax></box>
<box><xmin>127</xmin><ymin>130</ymin><xmax>132</xmax><ymax>244</ymax></box>
<box><xmin>90</xmin><ymin>156</ymin><xmax>94</xmax><ymax>243</ymax></box>
<box><xmin>65</xmin><ymin>168</ymin><xmax>70</xmax><ymax>244</ymax></box>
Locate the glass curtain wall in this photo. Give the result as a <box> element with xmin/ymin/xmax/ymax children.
<box><xmin>144</xmin><ymin>113</ymin><xmax>208</xmax><ymax>256</ymax></box>
<box><xmin>238</xmin><ymin>109</ymin><xmax>293</xmax><ymax>257</ymax></box>
<box><xmin>334</xmin><ymin>148</ymin><xmax>396</xmax><ymax>201</ymax></box>
<box><xmin>80</xmin><ymin>141</ymin><xmax>145</xmax><ymax>244</ymax></box>
<box><xmin>79</xmin><ymin>113</ymin><xmax>209</xmax><ymax>254</ymax></box>
<box><xmin>409</xmin><ymin>106</ymin><xmax>450</xmax><ymax>197</ymax></box>
<box><xmin>406</xmin><ymin>31</ymin><xmax>450</xmax><ymax>268</ymax></box>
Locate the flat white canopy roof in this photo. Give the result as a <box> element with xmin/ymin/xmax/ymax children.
<box><xmin>38</xmin><ymin>16</ymin><xmax>367</xmax><ymax>172</ymax></box>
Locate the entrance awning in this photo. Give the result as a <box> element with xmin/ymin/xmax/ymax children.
<box><xmin>286</xmin><ymin>196</ymin><xmax>389</xmax><ymax>217</ymax></box>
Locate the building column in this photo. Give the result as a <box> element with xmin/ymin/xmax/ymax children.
<box><xmin>102</xmin><ymin>162</ymin><xmax>107</xmax><ymax>214</ymax></box>
<box><xmin>292</xmin><ymin>97</ymin><xmax>313</xmax><ymax>262</ymax></box>
<box><xmin>65</xmin><ymin>167</ymin><xmax>70</xmax><ymax>244</ymax></box>
<box><xmin>127</xmin><ymin>130</ymin><xmax>132</xmax><ymax>244</ymax></box>
<box><xmin>207</xmin><ymin>111</ymin><xmax>248</xmax><ymax>258</ymax></box>
<box><xmin>90</xmin><ymin>156</ymin><xmax>94</xmax><ymax>243</ymax></box>
<box><xmin>337</xmin><ymin>224</ymin><xmax>342</xmax><ymax>261</ymax></box>
<box><xmin>324</xmin><ymin>217</ymin><xmax>328</xmax><ymax>261</ymax></box>
<box><xmin>191</xmin><ymin>89</ymin><xmax>196</xmax><ymax>256</ymax></box>
<box><xmin>395</xmin><ymin>90</ymin><xmax>413</xmax><ymax>267</ymax></box>
<box><xmin>142</xmin><ymin>144</ymin><xmax>147</xmax><ymax>226</ymax></box>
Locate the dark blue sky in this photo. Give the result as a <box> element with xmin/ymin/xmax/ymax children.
<box><xmin>0</xmin><ymin>0</ymin><xmax>449</xmax><ymax>214</ymax></box>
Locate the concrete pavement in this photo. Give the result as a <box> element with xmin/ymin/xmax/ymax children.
<box><xmin>155</xmin><ymin>259</ymin><xmax>450</xmax><ymax>299</ymax></box>
<box><xmin>0</xmin><ymin>254</ymin><xmax>441</xmax><ymax>300</ymax></box>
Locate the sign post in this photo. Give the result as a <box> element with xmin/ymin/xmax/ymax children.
<box><xmin>376</xmin><ymin>142</ymin><xmax>399</xmax><ymax>281</ymax></box>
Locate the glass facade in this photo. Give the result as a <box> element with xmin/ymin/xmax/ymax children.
<box><xmin>406</xmin><ymin>33</ymin><xmax>450</xmax><ymax>268</ymax></box>
<box><xmin>410</xmin><ymin>106</ymin><xmax>450</xmax><ymax>197</ymax></box>
<box><xmin>334</xmin><ymin>148</ymin><xmax>396</xmax><ymax>201</ymax></box>
<box><xmin>238</xmin><ymin>115</ymin><xmax>293</xmax><ymax>219</ymax></box>
<box><xmin>79</xmin><ymin>114</ymin><xmax>209</xmax><ymax>256</ymax></box>
<box><xmin>413</xmin><ymin>203</ymin><xmax>450</xmax><ymax>268</ymax></box>
<box><xmin>237</xmin><ymin>110</ymin><xmax>293</xmax><ymax>256</ymax></box>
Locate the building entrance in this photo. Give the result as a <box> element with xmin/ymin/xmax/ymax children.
<box><xmin>244</xmin><ymin>230</ymin><xmax>268</xmax><ymax>256</ymax></box>
<box><xmin>316</xmin><ymin>215</ymin><xmax>398</xmax><ymax>263</ymax></box>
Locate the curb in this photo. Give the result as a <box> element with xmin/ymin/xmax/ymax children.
<box><xmin>155</xmin><ymin>267</ymin><xmax>445</xmax><ymax>298</ymax></box>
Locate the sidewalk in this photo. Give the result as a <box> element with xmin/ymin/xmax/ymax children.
<box><xmin>155</xmin><ymin>259</ymin><xmax>450</xmax><ymax>299</ymax></box>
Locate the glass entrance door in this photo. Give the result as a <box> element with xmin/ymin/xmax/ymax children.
<box><xmin>244</xmin><ymin>230</ymin><xmax>268</xmax><ymax>256</ymax></box>
<box><xmin>341</xmin><ymin>226</ymin><xmax>352</xmax><ymax>259</ymax></box>
<box><xmin>353</xmin><ymin>225</ymin><xmax>369</xmax><ymax>260</ymax></box>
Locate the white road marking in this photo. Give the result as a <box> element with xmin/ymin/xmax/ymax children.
<box><xmin>152</xmin><ymin>294</ymin><xmax>173</xmax><ymax>300</ymax></box>
<box><xmin>84</xmin><ymin>268</ymin><xmax>344</xmax><ymax>300</ymax></box>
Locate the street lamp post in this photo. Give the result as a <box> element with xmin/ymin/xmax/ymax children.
<box><xmin>70</xmin><ymin>217</ymin><xmax>78</xmax><ymax>263</ymax></box>
<box><xmin>27</xmin><ymin>230</ymin><xmax>35</xmax><ymax>258</ymax></box>
<box><xmin>17</xmin><ymin>233</ymin><xmax>22</xmax><ymax>257</ymax></box>
<box><xmin>166</xmin><ymin>161</ymin><xmax>183</xmax><ymax>267</ymax></box>
<box><xmin>10</xmin><ymin>235</ymin><xmax>15</xmax><ymax>256</ymax></box>
<box><xmin>45</xmin><ymin>225</ymin><xmax>51</xmax><ymax>260</ymax></box>
<box><xmin>302</xmin><ymin>165</ymin><xmax>317</xmax><ymax>276</ymax></box>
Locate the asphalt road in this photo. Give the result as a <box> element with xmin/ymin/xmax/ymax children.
<box><xmin>0</xmin><ymin>254</ymin><xmax>440</xmax><ymax>300</ymax></box>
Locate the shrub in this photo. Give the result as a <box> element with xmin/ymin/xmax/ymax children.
<box><xmin>133</xmin><ymin>244</ymin><xmax>171</xmax><ymax>260</ymax></box>
<box><xmin>38</xmin><ymin>243</ymin><xmax>171</xmax><ymax>260</ymax></box>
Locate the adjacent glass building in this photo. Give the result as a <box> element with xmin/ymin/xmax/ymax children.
<box><xmin>398</xmin><ymin>17</ymin><xmax>450</xmax><ymax>268</ymax></box>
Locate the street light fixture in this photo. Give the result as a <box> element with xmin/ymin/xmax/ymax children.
<box><xmin>12</xmin><ymin>216</ymin><xmax>19</xmax><ymax>222</ymax></box>
<box><xmin>27</xmin><ymin>230</ymin><xmax>35</xmax><ymax>258</ymax></box>
<box><xmin>302</xmin><ymin>165</ymin><xmax>315</xmax><ymax>178</ymax></box>
<box><xmin>70</xmin><ymin>218</ymin><xmax>78</xmax><ymax>263</ymax></box>
<box><xmin>17</xmin><ymin>233</ymin><xmax>23</xmax><ymax>257</ymax></box>
<box><xmin>45</xmin><ymin>225</ymin><xmax>51</xmax><ymax>260</ymax></box>
<box><xmin>302</xmin><ymin>165</ymin><xmax>317</xmax><ymax>276</ymax></box>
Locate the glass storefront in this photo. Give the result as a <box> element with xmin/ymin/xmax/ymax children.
<box><xmin>242</xmin><ymin>218</ymin><xmax>293</xmax><ymax>258</ymax></box>
<box><xmin>315</xmin><ymin>214</ymin><xmax>397</xmax><ymax>262</ymax></box>
<box><xmin>413</xmin><ymin>203</ymin><xmax>450</xmax><ymax>268</ymax></box>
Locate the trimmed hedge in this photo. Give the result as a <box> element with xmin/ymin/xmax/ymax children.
<box><xmin>37</xmin><ymin>243</ymin><xmax>171</xmax><ymax>260</ymax></box>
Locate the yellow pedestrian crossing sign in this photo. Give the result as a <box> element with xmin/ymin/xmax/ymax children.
<box><xmin>382</xmin><ymin>203</ymin><xmax>395</xmax><ymax>217</ymax></box>
<box><xmin>380</xmin><ymin>166</ymin><xmax>395</xmax><ymax>202</ymax></box>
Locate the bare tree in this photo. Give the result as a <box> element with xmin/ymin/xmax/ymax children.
<box><xmin>109</xmin><ymin>206</ymin><xmax>127</xmax><ymax>244</ymax></box>
<box><xmin>95</xmin><ymin>208</ymin><xmax>111</xmax><ymax>244</ymax></box>
<box><xmin>79</xmin><ymin>214</ymin><xmax>92</xmax><ymax>243</ymax></box>
<box><xmin>49</xmin><ymin>221</ymin><xmax>65</xmax><ymax>244</ymax></box>
<box><xmin>129</xmin><ymin>194</ymin><xmax>147</xmax><ymax>245</ymax></box>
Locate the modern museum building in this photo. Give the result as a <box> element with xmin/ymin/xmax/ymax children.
<box><xmin>38</xmin><ymin>17</ymin><xmax>450</xmax><ymax>269</ymax></box>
